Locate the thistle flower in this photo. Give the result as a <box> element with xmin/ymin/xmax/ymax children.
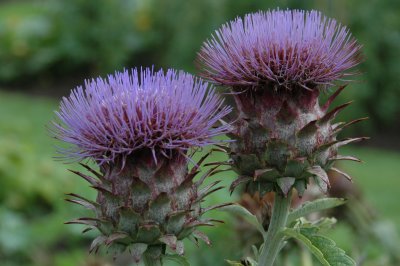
<box><xmin>197</xmin><ymin>10</ymin><xmax>364</xmax><ymax>197</ymax></box>
<box><xmin>198</xmin><ymin>10</ymin><xmax>361</xmax><ymax>90</ymax></box>
<box><xmin>50</xmin><ymin>68</ymin><xmax>232</xmax><ymax>262</ymax></box>
<box><xmin>52</xmin><ymin>68</ymin><xmax>231</xmax><ymax>164</ymax></box>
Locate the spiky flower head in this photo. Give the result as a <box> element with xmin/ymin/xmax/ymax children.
<box><xmin>198</xmin><ymin>10</ymin><xmax>365</xmax><ymax>197</ymax></box>
<box><xmin>198</xmin><ymin>9</ymin><xmax>361</xmax><ymax>90</ymax></box>
<box><xmin>51</xmin><ymin>68</ymin><xmax>231</xmax><ymax>164</ymax></box>
<box><xmin>50</xmin><ymin>68</ymin><xmax>232</xmax><ymax>262</ymax></box>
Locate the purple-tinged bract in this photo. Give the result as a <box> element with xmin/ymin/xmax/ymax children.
<box><xmin>198</xmin><ymin>10</ymin><xmax>362</xmax><ymax>90</ymax></box>
<box><xmin>51</xmin><ymin>68</ymin><xmax>231</xmax><ymax>163</ymax></box>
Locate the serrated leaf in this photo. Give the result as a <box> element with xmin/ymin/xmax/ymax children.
<box><xmin>220</xmin><ymin>204</ymin><xmax>266</xmax><ymax>239</ymax></box>
<box><xmin>305</xmin><ymin>232</ymin><xmax>355</xmax><ymax>266</ymax></box>
<box><xmin>288</xmin><ymin>198</ymin><xmax>346</xmax><ymax>223</ymax></box>
<box><xmin>282</xmin><ymin>228</ymin><xmax>355</xmax><ymax>266</ymax></box>
<box><xmin>163</xmin><ymin>254</ymin><xmax>190</xmax><ymax>266</ymax></box>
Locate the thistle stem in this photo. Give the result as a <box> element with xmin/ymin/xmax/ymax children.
<box><xmin>258</xmin><ymin>191</ymin><xmax>292</xmax><ymax>266</ymax></box>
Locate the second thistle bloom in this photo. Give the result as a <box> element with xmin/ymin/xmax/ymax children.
<box><xmin>199</xmin><ymin>10</ymin><xmax>361</xmax><ymax>89</ymax></box>
<box><xmin>51</xmin><ymin>68</ymin><xmax>232</xmax><ymax>261</ymax></box>
<box><xmin>198</xmin><ymin>10</ymin><xmax>364</xmax><ymax>197</ymax></box>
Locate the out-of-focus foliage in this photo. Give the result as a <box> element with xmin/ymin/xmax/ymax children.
<box><xmin>0</xmin><ymin>92</ymin><xmax>94</xmax><ymax>266</ymax></box>
<box><xmin>331</xmin><ymin>0</ymin><xmax>400</xmax><ymax>133</ymax></box>
<box><xmin>0</xmin><ymin>0</ymin><xmax>157</xmax><ymax>82</ymax></box>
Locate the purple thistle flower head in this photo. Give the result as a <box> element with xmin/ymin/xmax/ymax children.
<box><xmin>50</xmin><ymin>68</ymin><xmax>232</xmax><ymax>164</ymax></box>
<box><xmin>198</xmin><ymin>9</ymin><xmax>362</xmax><ymax>90</ymax></box>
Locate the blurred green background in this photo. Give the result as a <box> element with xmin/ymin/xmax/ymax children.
<box><xmin>0</xmin><ymin>0</ymin><xmax>399</xmax><ymax>265</ymax></box>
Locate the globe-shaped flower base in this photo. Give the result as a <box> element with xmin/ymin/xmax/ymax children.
<box><xmin>228</xmin><ymin>86</ymin><xmax>366</xmax><ymax>197</ymax></box>
<box><xmin>66</xmin><ymin>150</ymin><xmax>225</xmax><ymax>263</ymax></box>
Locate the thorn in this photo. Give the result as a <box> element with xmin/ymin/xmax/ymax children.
<box><xmin>319</xmin><ymin>101</ymin><xmax>353</xmax><ymax>125</ymax></box>
<box><xmin>322</xmin><ymin>85</ymin><xmax>347</xmax><ymax>111</ymax></box>
<box><xmin>331</xmin><ymin>167</ymin><xmax>353</xmax><ymax>182</ymax></box>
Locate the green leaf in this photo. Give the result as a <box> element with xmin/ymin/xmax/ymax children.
<box><xmin>282</xmin><ymin>228</ymin><xmax>355</xmax><ymax>266</ymax></box>
<box><xmin>220</xmin><ymin>204</ymin><xmax>266</xmax><ymax>239</ymax></box>
<box><xmin>163</xmin><ymin>254</ymin><xmax>190</xmax><ymax>266</ymax></box>
<box><xmin>287</xmin><ymin>198</ymin><xmax>346</xmax><ymax>223</ymax></box>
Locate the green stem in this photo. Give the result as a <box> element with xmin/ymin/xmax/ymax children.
<box><xmin>300</xmin><ymin>244</ymin><xmax>314</xmax><ymax>266</ymax></box>
<box><xmin>258</xmin><ymin>191</ymin><xmax>292</xmax><ymax>266</ymax></box>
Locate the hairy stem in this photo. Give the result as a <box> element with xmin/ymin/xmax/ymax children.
<box><xmin>259</xmin><ymin>191</ymin><xmax>292</xmax><ymax>266</ymax></box>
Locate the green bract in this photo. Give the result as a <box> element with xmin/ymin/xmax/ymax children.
<box><xmin>67</xmin><ymin>150</ymin><xmax>225</xmax><ymax>262</ymax></box>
